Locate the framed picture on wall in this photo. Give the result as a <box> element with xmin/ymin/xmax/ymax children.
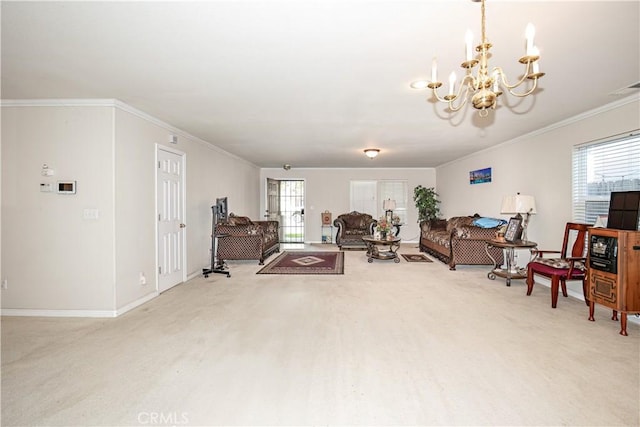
<box><xmin>504</xmin><ymin>217</ymin><xmax>523</xmax><ymax>242</ymax></box>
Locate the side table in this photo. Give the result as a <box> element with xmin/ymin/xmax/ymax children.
<box><xmin>321</xmin><ymin>225</ymin><xmax>333</xmax><ymax>243</ymax></box>
<box><xmin>485</xmin><ymin>239</ymin><xmax>538</xmax><ymax>286</ymax></box>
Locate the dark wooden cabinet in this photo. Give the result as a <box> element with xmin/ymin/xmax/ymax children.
<box><xmin>587</xmin><ymin>228</ymin><xmax>640</xmax><ymax>335</ymax></box>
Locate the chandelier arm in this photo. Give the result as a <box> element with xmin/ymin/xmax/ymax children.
<box><xmin>506</xmin><ymin>77</ymin><xmax>539</xmax><ymax>98</ymax></box>
<box><xmin>447</xmin><ymin>92</ymin><xmax>469</xmax><ymax>112</ymax></box>
<box><xmin>493</xmin><ymin>63</ymin><xmax>532</xmax><ymax>90</ymax></box>
<box><xmin>430</xmin><ymin>74</ymin><xmax>473</xmax><ymax>104</ymax></box>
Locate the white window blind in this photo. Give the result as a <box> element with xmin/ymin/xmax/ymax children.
<box><xmin>379</xmin><ymin>180</ymin><xmax>408</xmax><ymax>224</ymax></box>
<box><xmin>350</xmin><ymin>180</ymin><xmax>408</xmax><ymax>223</ymax></box>
<box><xmin>572</xmin><ymin>131</ymin><xmax>640</xmax><ymax>224</ymax></box>
<box><xmin>350</xmin><ymin>181</ymin><xmax>377</xmax><ymax>215</ymax></box>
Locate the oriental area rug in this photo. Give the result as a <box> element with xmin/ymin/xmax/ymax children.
<box><xmin>257</xmin><ymin>251</ymin><xmax>344</xmax><ymax>275</ymax></box>
<box><xmin>401</xmin><ymin>253</ymin><xmax>433</xmax><ymax>263</ymax></box>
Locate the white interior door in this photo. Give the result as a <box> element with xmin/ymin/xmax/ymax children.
<box><xmin>157</xmin><ymin>146</ymin><xmax>186</xmax><ymax>293</ymax></box>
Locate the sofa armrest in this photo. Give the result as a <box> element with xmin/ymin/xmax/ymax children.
<box><xmin>451</xmin><ymin>225</ymin><xmax>500</xmax><ymax>240</ymax></box>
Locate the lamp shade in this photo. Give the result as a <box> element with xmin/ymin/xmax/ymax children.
<box><xmin>501</xmin><ymin>194</ymin><xmax>537</xmax><ymax>215</ymax></box>
<box><xmin>383</xmin><ymin>199</ymin><xmax>396</xmax><ymax>211</ymax></box>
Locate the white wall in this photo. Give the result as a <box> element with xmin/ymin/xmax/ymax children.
<box><xmin>436</xmin><ymin>96</ymin><xmax>640</xmax><ymax>296</ymax></box>
<box><xmin>113</xmin><ymin>108</ymin><xmax>260</xmax><ymax>308</ymax></box>
<box><xmin>1</xmin><ymin>101</ymin><xmax>260</xmax><ymax>315</ymax></box>
<box><xmin>259</xmin><ymin>168</ymin><xmax>436</xmax><ymax>243</ymax></box>
<box><xmin>2</xmin><ymin>106</ymin><xmax>116</xmax><ymax>311</ymax></box>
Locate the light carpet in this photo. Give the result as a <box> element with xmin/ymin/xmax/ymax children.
<box><xmin>2</xmin><ymin>243</ymin><xmax>638</xmax><ymax>426</ymax></box>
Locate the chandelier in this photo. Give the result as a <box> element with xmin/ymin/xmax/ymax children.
<box><xmin>413</xmin><ymin>0</ymin><xmax>545</xmax><ymax>117</ymax></box>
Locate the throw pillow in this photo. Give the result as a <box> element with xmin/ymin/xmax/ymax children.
<box><xmin>472</xmin><ymin>217</ymin><xmax>507</xmax><ymax>228</ymax></box>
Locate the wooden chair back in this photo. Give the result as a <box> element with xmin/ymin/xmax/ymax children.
<box><xmin>562</xmin><ymin>222</ymin><xmax>590</xmax><ymax>259</ymax></box>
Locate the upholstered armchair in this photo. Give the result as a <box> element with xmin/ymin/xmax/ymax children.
<box><xmin>333</xmin><ymin>211</ymin><xmax>377</xmax><ymax>250</ymax></box>
<box><xmin>216</xmin><ymin>214</ymin><xmax>280</xmax><ymax>265</ymax></box>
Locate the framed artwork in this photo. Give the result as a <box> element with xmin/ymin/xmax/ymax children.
<box><xmin>504</xmin><ymin>217</ymin><xmax>523</xmax><ymax>242</ymax></box>
<box><xmin>470</xmin><ymin>167</ymin><xmax>492</xmax><ymax>185</ymax></box>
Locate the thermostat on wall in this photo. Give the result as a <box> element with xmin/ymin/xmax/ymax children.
<box><xmin>57</xmin><ymin>181</ymin><xmax>76</xmax><ymax>194</ymax></box>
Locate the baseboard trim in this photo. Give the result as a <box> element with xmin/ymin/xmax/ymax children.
<box><xmin>1</xmin><ymin>308</ymin><xmax>118</xmax><ymax>318</ymax></box>
<box><xmin>1</xmin><ymin>291</ymin><xmax>160</xmax><ymax>318</ymax></box>
<box><xmin>114</xmin><ymin>291</ymin><xmax>159</xmax><ymax>316</ymax></box>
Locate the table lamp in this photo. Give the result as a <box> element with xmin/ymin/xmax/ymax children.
<box><xmin>501</xmin><ymin>193</ymin><xmax>537</xmax><ymax>242</ymax></box>
<box><xmin>383</xmin><ymin>199</ymin><xmax>396</xmax><ymax>222</ymax></box>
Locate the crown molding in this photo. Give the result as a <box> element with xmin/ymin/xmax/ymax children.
<box><xmin>437</xmin><ymin>93</ymin><xmax>640</xmax><ymax>169</ymax></box>
<box><xmin>1</xmin><ymin>98</ymin><xmax>258</xmax><ymax>168</ymax></box>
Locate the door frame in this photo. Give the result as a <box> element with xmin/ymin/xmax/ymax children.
<box><xmin>155</xmin><ymin>144</ymin><xmax>187</xmax><ymax>292</ymax></box>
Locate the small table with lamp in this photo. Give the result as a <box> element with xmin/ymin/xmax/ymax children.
<box><xmin>485</xmin><ymin>239</ymin><xmax>538</xmax><ymax>286</ymax></box>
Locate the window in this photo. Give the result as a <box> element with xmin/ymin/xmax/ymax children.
<box><xmin>350</xmin><ymin>180</ymin><xmax>408</xmax><ymax>223</ymax></box>
<box><xmin>379</xmin><ymin>180</ymin><xmax>408</xmax><ymax>224</ymax></box>
<box><xmin>572</xmin><ymin>131</ymin><xmax>640</xmax><ymax>225</ymax></box>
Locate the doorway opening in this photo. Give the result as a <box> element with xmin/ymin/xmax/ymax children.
<box><xmin>266</xmin><ymin>178</ymin><xmax>305</xmax><ymax>244</ymax></box>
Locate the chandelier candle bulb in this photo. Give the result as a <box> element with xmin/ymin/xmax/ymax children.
<box><xmin>449</xmin><ymin>72</ymin><xmax>456</xmax><ymax>95</ymax></box>
<box><xmin>465</xmin><ymin>30</ymin><xmax>474</xmax><ymax>61</ymax></box>
<box><xmin>431</xmin><ymin>58</ymin><xmax>437</xmax><ymax>82</ymax></box>
<box><xmin>492</xmin><ymin>70</ymin><xmax>500</xmax><ymax>92</ymax></box>
<box><xmin>525</xmin><ymin>23</ymin><xmax>535</xmax><ymax>55</ymax></box>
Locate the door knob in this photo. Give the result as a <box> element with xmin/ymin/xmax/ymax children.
<box><xmin>179</xmin><ymin>223</ymin><xmax>186</xmax><ymax>228</ymax></box>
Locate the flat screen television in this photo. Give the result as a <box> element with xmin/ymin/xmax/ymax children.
<box><xmin>216</xmin><ymin>197</ymin><xmax>228</xmax><ymax>223</ymax></box>
<box><xmin>607</xmin><ymin>191</ymin><xmax>640</xmax><ymax>230</ymax></box>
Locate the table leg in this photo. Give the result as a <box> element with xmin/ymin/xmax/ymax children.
<box><xmin>505</xmin><ymin>247</ymin><xmax>515</xmax><ymax>287</ymax></box>
<box><xmin>391</xmin><ymin>241</ymin><xmax>400</xmax><ymax>263</ymax></box>
<box><xmin>485</xmin><ymin>243</ymin><xmax>499</xmax><ymax>280</ymax></box>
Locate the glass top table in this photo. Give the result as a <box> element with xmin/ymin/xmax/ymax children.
<box><xmin>362</xmin><ymin>235</ymin><xmax>402</xmax><ymax>263</ymax></box>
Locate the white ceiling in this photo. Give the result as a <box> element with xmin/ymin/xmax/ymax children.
<box><xmin>2</xmin><ymin>1</ymin><xmax>639</xmax><ymax>168</ymax></box>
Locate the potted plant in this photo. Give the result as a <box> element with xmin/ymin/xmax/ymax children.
<box><xmin>413</xmin><ymin>185</ymin><xmax>441</xmax><ymax>223</ymax></box>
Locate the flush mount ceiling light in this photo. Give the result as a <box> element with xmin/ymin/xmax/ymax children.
<box><xmin>364</xmin><ymin>148</ymin><xmax>380</xmax><ymax>159</ymax></box>
<box><xmin>412</xmin><ymin>0</ymin><xmax>545</xmax><ymax>117</ymax></box>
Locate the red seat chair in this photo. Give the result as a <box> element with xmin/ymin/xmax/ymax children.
<box><xmin>526</xmin><ymin>222</ymin><xmax>590</xmax><ymax>308</ymax></box>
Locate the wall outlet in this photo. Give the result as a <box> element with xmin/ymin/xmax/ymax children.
<box><xmin>139</xmin><ymin>273</ymin><xmax>147</xmax><ymax>285</ymax></box>
<box><xmin>1</xmin><ymin>279</ymin><xmax>7</xmax><ymax>290</ymax></box>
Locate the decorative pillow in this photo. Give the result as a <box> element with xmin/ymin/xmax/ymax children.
<box><xmin>446</xmin><ymin>216</ymin><xmax>474</xmax><ymax>232</ymax></box>
<box><xmin>472</xmin><ymin>217</ymin><xmax>507</xmax><ymax>228</ymax></box>
<box><xmin>227</xmin><ymin>213</ymin><xmax>253</xmax><ymax>226</ymax></box>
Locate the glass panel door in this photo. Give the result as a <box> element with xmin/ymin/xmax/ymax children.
<box><xmin>266</xmin><ymin>178</ymin><xmax>305</xmax><ymax>243</ymax></box>
<box><xmin>279</xmin><ymin>180</ymin><xmax>304</xmax><ymax>243</ymax></box>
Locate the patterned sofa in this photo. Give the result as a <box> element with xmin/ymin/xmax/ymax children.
<box><xmin>216</xmin><ymin>214</ymin><xmax>280</xmax><ymax>265</ymax></box>
<box><xmin>420</xmin><ymin>215</ymin><xmax>504</xmax><ymax>270</ymax></box>
<box><xmin>333</xmin><ymin>211</ymin><xmax>377</xmax><ymax>250</ymax></box>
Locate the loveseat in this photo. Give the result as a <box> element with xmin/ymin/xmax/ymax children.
<box><xmin>420</xmin><ymin>215</ymin><xmax>504</xmax><ymax>270</ymax></box>
<box><xmin>216</xmin><ymin>214</ymin><xmax>280</xmax><ymax>265</ymax></box>
<box><xmin>333</xmin><ymin>211</ymin><xmax>377</xmax><ymax>250</ymax></box>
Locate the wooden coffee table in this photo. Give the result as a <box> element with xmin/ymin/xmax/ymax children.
<box><xmin>362</xmin><ymin>235</ymin><xmax>401</xmax><ymax>263</ymax></box>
